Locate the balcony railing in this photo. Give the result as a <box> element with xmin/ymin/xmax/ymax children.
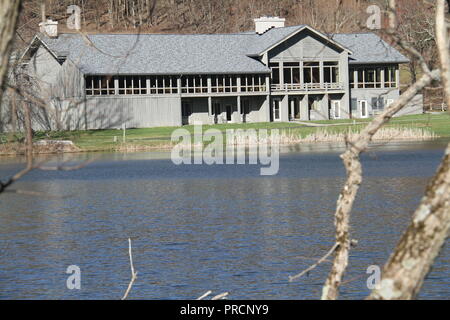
<box><xmin>271</xmin><ymin>83</ymin><xmax>344</xmax><ymax>92</ymax></box>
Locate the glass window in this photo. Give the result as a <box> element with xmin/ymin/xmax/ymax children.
<box><xmin>270</xmin><ymin>63</ymin><xmax>280</xmax><ymax>85</ymax></box>
<box><xmin>303</xmin><ymin>62</ymin><xmax>320</xmax><ymax>84</ymax></box>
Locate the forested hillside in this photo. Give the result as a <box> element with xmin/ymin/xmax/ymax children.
<box><xmin>13</xmin><ymin>0</ymin><xmax>441</xmax><ymax>104</ymax></box>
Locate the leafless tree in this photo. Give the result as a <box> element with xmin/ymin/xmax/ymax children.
<box><xmin>320</xmin><ymin>0</ymin><xmax>450</xmax><ymax>300</ymax></box>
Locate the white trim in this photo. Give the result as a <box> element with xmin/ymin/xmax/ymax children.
<box><xmin>359</xmin><ymin>100</ymin><xmax>368</xmax><ymax>118</ymax></box>
<box><xmin>331</xmin><ymin>100</ymin><xmax>341</xmax><ymax>119</ymax></box>
<box><xmin>272</xmin><ymin>99</ymin><xmax>281</xmax><ymax>121</ymax></box>
<box><xmin>19</xmin><ymin>35</ymin><xmax>60</xmax><ymax>63</ymax></box>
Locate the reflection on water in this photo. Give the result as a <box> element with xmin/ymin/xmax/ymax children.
<box><xmin>0</xmin><ymin>140</ymin><xmax>449</xmax><ymax>299</ymax></box>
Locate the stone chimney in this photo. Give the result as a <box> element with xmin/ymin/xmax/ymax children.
<box><xmin>39</xmin><ymin>19</ymin><xmax>58</xmax><ymax>38</ymax></box>
<box><xmin>254</xmin><ymin>16</ymin><xmax>286</xmax><ymax>34</ymax></box>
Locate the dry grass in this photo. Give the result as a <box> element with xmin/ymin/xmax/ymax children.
<box><xmin>228</xmin><ymin>127</ymin><xmax>439</xmax><ymax>146</ymax></box>
<box><xmin>0</xmin><ymin>141</ymin><xmax>81</xmax><ymax>156</ymax></box>
<box><xmin>114</xmin><ymin>142</ymin><xmax>175</xmax><ymax>152</ymax></box>
<box><xmin>280</xmin><ymin>127</ymin><xmax>439</xmax><ymax>144</ymax></box>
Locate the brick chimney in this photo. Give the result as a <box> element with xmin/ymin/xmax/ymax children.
<box><xmin>254</xmin><ymin>16</ymin><xmax>286</xmax><ymax>34</ymax></box>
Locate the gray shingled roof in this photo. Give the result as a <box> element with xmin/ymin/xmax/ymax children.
<box><xmin>331</xmin><ymin>33</ymin><xmax>409</xmax><ymax>64</ymax></box>
<box><xmin>36</xmin><ymin>26</ymin><xmax>408</xmax><ymax>75</ymax></box>
<box><xmin>39</xmin><ymin>33</ymin><xmax>271</xmax><ymax>75</ymax></box>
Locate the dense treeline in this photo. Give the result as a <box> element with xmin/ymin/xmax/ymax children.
<box><xmin>16</xmin><ymin>0</ymin><xmax>377</xmax><ymax>37</ymax></box>
<box><xmin>13</xmin><ymin>0</ymin><xmax>439</xmax><ymax>91</ymax></box>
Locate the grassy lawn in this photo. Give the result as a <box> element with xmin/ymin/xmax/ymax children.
<box><xmin>1</xmin><ymin>113</ymin><xmax>449</xmax><ymax>152</ymax></box>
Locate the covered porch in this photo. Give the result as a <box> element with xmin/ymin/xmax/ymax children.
<box><xmin>181</xmin><ymin>96</ymin><xmax>269</xmax><ymax>125</ymax></box>
<box><xmin>270</xmin><ymin>93</ymin><xmax>347</xmax><ymax>122</ymax></box>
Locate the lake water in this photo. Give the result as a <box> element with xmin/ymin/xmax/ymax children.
<box><xmin>0</xmin><ymin>140</ymin><xmax>449</xmax><ymax>300</ymax></box>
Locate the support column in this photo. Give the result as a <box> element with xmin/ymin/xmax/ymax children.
<box><xmin>396</xmin><ymin>67</ymin><xmax>400</xmax><ymax>88</ymax></box>
<box><xmin>115</xmin><ymin>78</ymin><xmax>120</xmax><ymax>95</ymax></box>
<box><xmin>322</xmin><ymin>94</ymin><xmax>330</xmax><ymax>120</ymax></box>
<box><xmin>280</xmin><ymin>95</ymin><xmax>289</xmax><ymax>122</ymax></box>
<box><xmin>300</xmin><ymin>95</ymin><xmax>309</xmax><ymax>120</ymax></box>
<box><xmin>208</xmin><ymin>96</ymin><xmax>213</xmax><ymax>124</ymax></box>
<box><xmin>237</xmin><ymin>96</ymin><xmax>242</xmax><ymax>123</ymax></box>
<box><xmin>319</xmin><ymin>61</ymin><xmax>324</xmax><ymax>87</ymax></box>
<box><xmin>263</xmin><ymin>95</ymin><xmax>271</xmax><ymax>122</ymax></box>
<box><xmin>279</xmin><ymin>61</ymin><xmax>284</xmax><ymax>90</ymax></box>
<box><xmin>177</xmin><ymin>77</ymin><xmax>182</xmax><ymax>94</ymax></box>
<box><xmin>207</xmin><ymin>76</ymin><xmax>212</xmax><ymax>94</ymax></box>
<box><xmin>290</xmin><ymin>99</ymin><xmax>295</xmax><ymax>120</ymax></box>
<box><xmin>300</xmin><ymin>61</ymin><xmax>304</xmax><ymax>86</ymax></box>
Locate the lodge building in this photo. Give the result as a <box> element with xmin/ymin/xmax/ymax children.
<box><xmin>21</xmin><ymin>17</ymin><xmax>421</xmax><ymax>130</ymax></box>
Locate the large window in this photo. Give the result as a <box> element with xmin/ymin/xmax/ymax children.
<box><xmin>324</xmin><ymin>62</ymin><xmax>339</xmax><ymax>83</ymax></box>
<box><xmin>354</xmin><ymin>67</ymin><xmax>382</xmax><ymax>88</ymax></box>
<box><xmin>371</xmin><ymin>97</ymin><xmax>385</xmax><ymax>112</ymax></box>
<box><xmin>384</xmin><ymin>66</ymin><xmax>397</xmax><ymax>88</ymax></box>
<box><xmin>148</xmin><ymin>76</ymin><xmax>178</xmax><ymax>94</ymax></box>
<box><xmin>350</xmin><ymin>70</ymin><xmax>355</xmax><ymax>87</ymax></box>
<box><xmin>270</xmin><ymin>63</ymin><xmax>280</xmax><ymax>85</ymax></box>
<box><xmin>241</xmin><ymin>74</ymin><xmax>266</xmax><ymax>92</ymax></box>
<box><xmin>303</xmin><ymin>62</ymin><xmax>320</xmax><ymax>83</ymax></box>
<box><xmin>283</xmin><ymin>62</ymin><xmax>301</xmax><ymax>84</ymax></box>
<box><xmin>351</xmin><ymin>66</ymin><xmax>397</xmax><ymax>89</ymax></box>
<box><xmin>211</xmin><ymin>75</ymin><xmax>238</xmax><ymax>93</ymax></box>
<box><xmin>86</xmin><ymin>75</ymin><xmax>115</xmax><ymax>96</ymax></box>
<box><xmin>351</xmin><ymin>98</ymin><xmax>358</xmax><ymax>112</ymax></box>
<box><xmin>181</xmin><ymin>75</ymin><xmax>207</xmax><ymax>94</ymax></box>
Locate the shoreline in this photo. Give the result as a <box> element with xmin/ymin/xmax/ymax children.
<box><xmin>1</xmin><ymin>136</ymin><xmax>448</xmax><ymax>158</ymax></box>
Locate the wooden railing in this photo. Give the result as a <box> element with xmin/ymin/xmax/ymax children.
<box><xmin>271</xmin><ymin>83</ymin><xmax>344</xmax><ymax>92</ymax></box>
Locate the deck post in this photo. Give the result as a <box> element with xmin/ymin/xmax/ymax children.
<box><xmin>237</xmin><ymin>95</ymin><xmax>242</xmax><ymax>123</ymax></box>
<box><xmin>208</xmin><ymin>96</ymin><xmax>213</xmax><ymax>124</ymax></box>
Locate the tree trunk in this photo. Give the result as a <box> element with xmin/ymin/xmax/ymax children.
<box><xmin>0</xmin><ymin>0</ymin><xmax>22</xmax><ymax>103</ymax></box>
<box><xmin>368</xmin><ymin>0</ymin><xmax>450</xmax><ymax>299</ymax></box>
<box><xmin>368</xmin><ymin>143</ymin><xmax>450</xmax><ymax>299</ymax></box>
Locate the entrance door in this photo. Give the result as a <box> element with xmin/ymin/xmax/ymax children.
<box><xmin>213</xmin><ymin>102</ymin><xmax>221</xmax><ymax>124</ymax></box>
<box><xmin>331</xmin><ymin>100</ymin><xmax>341</xmax><ymax>119</ymax></box>
<box><xmin>182</xmin><ymin>102</ymin><xmax>192</xmax><ymax>125</ymax></box>
<box><xmin>226</xmin><ymin>105</ymin><xmax>233</xmax><ymax>122</ymax></box>
<box><xmin>272</xmin><ymin>99</ymin><xmax>281</xmax><ymax>121</ymax></box>
<box><xmin>360</xmin><ymin>100</ymin><xmax>368</xmax><ymax>118</ymax></box>
<box><xmin>242</xmin><ymin>99</ymin><xmax>250</xmax><ymax>123</ymax></box>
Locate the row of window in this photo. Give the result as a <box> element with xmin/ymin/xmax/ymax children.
<box><xmin>350</xmin><ymin>66</ymin><xmax>397</xmax><ymax>88</ymax></box>
<box><xmin>85</xmin><ymin>75</ymin><xmax>267</xmax><ymax>96</ymax></box>
<box><xmin>85</xmin><ymin>66</ymin><xmax>398</xmax><ymax>96</ymax></box>
<box><xmin>270</xmin><ymin>61</ymin><xmax>340</xmax><ymax>85</ymax></box>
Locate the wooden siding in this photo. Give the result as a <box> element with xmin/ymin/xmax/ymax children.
<box><xmin>84</xmin><ymin>96</ymin><xmax>182</xmax><ymax>129</ymax></box>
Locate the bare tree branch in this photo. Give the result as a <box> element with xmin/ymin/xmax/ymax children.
<box><xmin>211</xmin><ymin>292</ymin><xmax>229</xmax><ymax>300</ymax></box>
<box><xmin>289</xmin><ymin>243</ymin><xmax>339</xmax><ymax>283</ymax></box>
<box><xmin>367</xmin><ymin>0</ymin><xmax>450</xmax><ymax>300</ymax></box>
<box><xmin>197</xmin><ymin>291</ymin><xmax>212</xmax><ymax>300</ymax></box>
<box><xmin>321</xmin><ymin>68</ymin><xmax>440</xmax><ymax>300</ymax></box>
<box><xmin>122</xmin><ymin>238</ymin><xmax>138</xmax><ymax>300</ymax></box>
